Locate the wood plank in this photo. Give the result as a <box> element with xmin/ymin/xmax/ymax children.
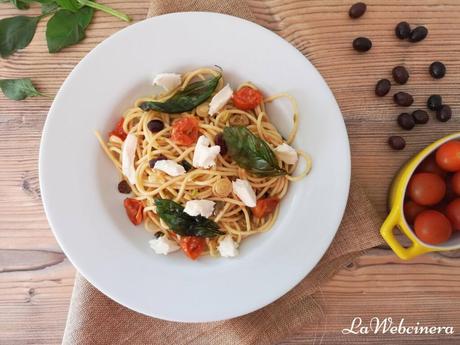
<box><xmin>1</xmin><ymin>0</ymin><xmax>460</xmax><ymax>344</ymax></box>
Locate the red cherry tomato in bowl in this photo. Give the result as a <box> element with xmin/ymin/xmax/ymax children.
<box><xmin>414</xmin><ymin>210</ymin><xmax>452</xmax><ymax>245</ymax></box>
<box><xmin>451</xmin><ymin>172</ymin><xmax>460</xmax><ymax>196</ymax></box>
<box><xmin>404</xmin><ymin>201</ymin><xmax>426</xmax><ymax>224</ymax></box>
<box><xmin>407</xmin><ymin>172</ymin><xmax>446</xmax><ymax>206</ymax></box>
<box><xmin>416</xmin><ymin>153</ymin><xmax>446</xmax><ymax>177</ymax></box>
<box><xmin>436</xmin><ymin>140</ymin><xmax>460</xmax><ymax>172</ymax></box>
<box><xmin>446</xmin><ymin>198</ymin><xmax>460</xmax><ymax>231</ymax></box>
<box><xmin>232</xmin><ymin>86</ymin><xmax>263</xmax><ymax>110</ymax></box>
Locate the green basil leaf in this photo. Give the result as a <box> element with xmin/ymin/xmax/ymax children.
<box><xmin>46</xmin><ymin>7</ymin><xmax>93</xmax><ymax>53</ymax></box>
<box><xmin>155</xmin><ymin>199</ymin><xmax>224</xmax><ymax>238</ymax></box>
<box><xmin>0</xmin><ymin>15</ymin><xmax>40</xmax><ymax>58</ymax></box>
<box><xmin>55</xmin><ymin>0</ymin><xmax>81</xmax><ymax>11</ymax></box>
<box><xmin>223</xmin><ymin>126</ymin><xmax>286</xmax><ymax>177</ymax></box>
<box><xmin>0</xmin><ymin>78</ymin><xmax>43</xmax><ymax>100</ymax></box>
<box><xmin>139</xmin><ymin>75</ymin><xmax>221</xmax><ymax>114</ymax></box>
<box><xmin>41</xmin><ymin>1</ymin><xmax>59</xmax><ymax>14</ymax></box>
<box><xmin>9</xmin><ymin>0</ymin><xmax>32</xmax><ymax>9</ymax></box>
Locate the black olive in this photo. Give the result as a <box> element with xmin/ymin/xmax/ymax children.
<box><xmin>392</xmin><ymin>66</ymin><xmax>409</xmax><ymax>85</ymax></box>
<box><xmin>215</xmin><ymin>133</ymin><xmax>228</xmax><ymax>155</ymax></box>
<box><xmin>429</xmin><ymin>61</ymin><xmax>446</xmax><ymax>79</ymax></box>
<box><xmin>353</xmin><ymin>37</ymin><xmax>372</xmax><ymax>52</ymax></box>
<box><xmin>411</xmin><ymin>110</ymin><xmax>429</xmax><ymax>124</ymax></box>
<box><xmin>395</xmin><ymin>21</ymin><xmax>411</xmax><ymax>39</ymax></box>
<box><xmin>394</xmin><ymin>92</ymin><xmax>414</xmax><ymax>106</ymax></box>
<box><xmin>409</xmin><ymin>26</ymin><xmax>428</xmax><ymax>42</ymax></box>
<box><xmin>147</xmin><ymin>119</ymin><xmax>165</xmax><ymax>133</ymax></box>
<box><xmin>149</xmin><ymin>154</ymin><xmax>167</xmax><ymax>168</ymax></box>
<box><xmin>117</xmin><ymin>180</ymin><xmax>132</xmax><ymax>194</ymax></box>
<box><xmin>349</xmin><ymin>2</ymin><xmax>367</xmax><ymax>18</ymax></box>
<box><xmin>427</xmin><ymin>95</ymin><xmax>442</xmax><ymax>111</ymax></box>
<box><xmin>375</xmin><ymin>79</ymin><xmax>391</xmax><ymax>97</ymax></box>
<box><xmin>436</xmin><ymin>105</ymin><xmax>452</xmax><ymax>122</ymax></box>
<box><xmin>397</xmin><ymin>113</ymin><xmax>415</xmax><ymax>130</ymax></box>
<box><xmin>388</xmin><ymin>136</ymin><xmax>406</xmax><ymax>150</ymax></box>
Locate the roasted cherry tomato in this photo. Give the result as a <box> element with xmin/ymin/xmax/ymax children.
<box><xmin>403</xmin><ymin>201</ymin><xmax>426</xmax><ymax>224</ymax></box>
<box><xmin>446</xmin><ymin>198</ymin><xmax>460</xmax><ymax>231</ymax></box>
<box><xmin>123</xmin><ymin>198</ymin><xmax>144</xmax><ymax>225</ymax></box>
<box><xmin>414</xmin><ymin>210</ymin><xmax>452</xmax><ymax>245</ymax></box>
<box><xmin>416</xmin><ymin>154</ymin><xmax>446</xmax><ymax>177</ymax></box>
<box><xmin>436</xmin><ymin>140</ymin><xmax>460</xmax><ymax>172</ymax></box>
<box><xmin>451</xmin><ymin>172</ymin><xmax>460</xmax><ymax>196</ymax></box>
<box><xmin>252</xmin><ymin>197</ymin><xmax>280</xmax><ymax>218</ymax></box>
<box><xmin>179</xmin><ymin>236</ymin><xmax>206</xmax><ymax>260</ymax></box>
<box><xmin>232</xmin><ymin>86</ymin><xmax>263</xmax><ymax>110</ymax></box>
<box><xmin>109</xmin><ymin>117</ymin><xmax>127</xmax><ymax>141</ymax></box>
<box><xmin>171</xmin><ymin>116</ymin><xmax>199</xmax><ymax>146</ymax></box>
<box><xmin>407</xmin><ymin>172</ymin><xmax>446</xmax><ymax>206</ymax></box>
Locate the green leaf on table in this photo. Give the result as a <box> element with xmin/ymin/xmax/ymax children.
<box><xmin>55</xmin><ymin>0</ymin><xmax>82</xmax><ymax>11</ymax></box>
<box><xmin>46</xmin><ymin>7</ymin><xmax>93</xmax><ymax>53</ymax></box>
<box><xmin>223</xmin><ymin>126</ymin><xmax>286</xmax><ymax>177</ymax></box>
<box><xmin>0</xmin><ymin>78</ymin><xmax>43</xmax><ymax>100</ymax></box>
<box><xmin>139</xmin><ymin>75</ymin><xmax>221</xmax><ymax>114</ymax></box>
<box><xmin>0</xmin><ymin>15</ymin><xmax>40</xmax><ymax>58</ymax></box>
<box><xmin>40</xmin><ymin>1</ymin><xmax>59</xmax><ymax>14</ymax></box>
<box><xmin>155</xmin><ymin>199</ymin><xmax>224</xmax><ymax>238</ymax></box>
<box><xmin>9</xmin><ymin>0</ymin><xmax>32</xmax><ymax>9</ymax></box>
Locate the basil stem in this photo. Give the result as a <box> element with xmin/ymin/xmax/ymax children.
<box><xmin>77</xmin><ymin>0</ymin><xmax>131</xmax><ymax>22</ymax></box>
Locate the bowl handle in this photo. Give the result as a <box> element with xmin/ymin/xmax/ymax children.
<box><xmin>380</xmin><ymin>208</ymin><xmax>432</xmax><ymax>260</ymax></box>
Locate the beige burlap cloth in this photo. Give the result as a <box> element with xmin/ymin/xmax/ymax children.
<box><xmin>62</xmin><ymin>1</ymin><xmax>385</xmax><ymax>344</ymax></box>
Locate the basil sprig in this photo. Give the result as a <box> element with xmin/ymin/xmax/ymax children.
<box><xmin>139</xmin><ymin>75</ymin><xmax>221</xmax><ymax>114</ymax></box>
<box><xmin>0</xmin><ymin>78</ymin><xmax>43</xmax><ymax>100</ymax></box>
<box><xmin>223</xmin><ymin>126</ymin><xmax>286</xmax><ymax>177</ymax></box>
<box><xmin>155</xmin><ymin>199</ymin><xmax>224</xmax><ymax>238</ymax></box>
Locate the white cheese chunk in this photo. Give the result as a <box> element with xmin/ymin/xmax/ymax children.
<box><xmin>192</xmin><ymin>135</ymin><xmax>221</xmax><ymax>168</ymax></box>
<box><xmin>153</xmin><ymin>159</ymin><xmax>186</xmax><ymax>177</ymax></box>
<box><xmin>217</xmin><ymin>235</ymin><xmax>239</xmax><ymax>258</ymax></box>
<box><xmin>149</xmin><ymin>236</ymin><xmax>180</xmax><ymax>255</ymax></box>
<box><xmin>208</xmin><ymin>84</ymin><xmax>233</xmax><ymax>116</ymax></box>
<box><xmin>232</xmin><ymin>179</ymin><xmax>257</xmax><ymax>207</ymax></box>
<box><xmin>152</xmin><ymin>73</ymin><xmax>181</xmax><ymax>92</ymax></box>
<box><xmin>121</xmin><ymin>133</ymin><xmax>137</xmax><ymax>185</ymax></box>
<box><xmin>184</xmin><ymin>200</ymin><xmax>215</xmax><ymax>218</ymax></box>
<box><xmin>274</xmin><ymin>143</ymin><xmax>298</xmax><ymax>165</ymax></box>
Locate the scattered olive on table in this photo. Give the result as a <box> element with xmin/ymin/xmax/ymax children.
<box><xmin>427</xmin><ymin>94</ymin><xmax>442</xmax><ymax>111</ymax></box>
<box><xmin>149</xmin><ymin>154</ymin><xmax>167</xmax><ymax>168</ymax></box>
<box><xmin>147</xmin><ymin>119</ymin><xmax>165</xmax><ymax>133</ymax></box>
<box><xmin>349</xmin><ymin>2</ymin><xmax>367</xmax><ymax>18</ymax></box>
<box><xmin>411</xmin><ymin>109</ymin><xmax>429</xmax><ymax>124</ymax></box>
<box><xmin>388</xmin><ymin>136</ymin><xmax>406</xmax><ymax>150</ymax></box>
<box><xmin>397</xmin><ymin>112</ymin><xmax>415</xmax><ymax>130</ymax></box>
<box><xmin>394</xmin><ymin>92</ymin><xmax>414</xmax><ymax>107</ymax></box>
<box><xmin>118</xmin><ymin>180</ymin><xmax>132</xmax><ymax>194</ymax></box>
<box><xmin>352</xmin><ymin>37</ymin><xmax>372</xmax><ymax>52</ymax></box>
<box><xmin>409</xmin><ymin>26</ymin><xmax>428</xmax><ymax>42</ymax></box>
<box><xmin>436</xmin><ymin>105</ymin><xmax>452</xmax><ymax>122</ymax></box>
<box><xmin>392</xmin><ymin>65</ymin><xmax>409</xmax><ymax>84</ymax></box>
<box><xmin>375</xmin><ymin>79</ymin><xmax>391</xmax><ymax>97</ymax></box>
<box><xmin>429</xmin><ymin>61</ymin><xmax>446</xmax><ymax>79</ymax></box>
<box><xmin>395</xmin><ymin>21</ymin><xmax>411</xmax><ymax>39</ymax></box>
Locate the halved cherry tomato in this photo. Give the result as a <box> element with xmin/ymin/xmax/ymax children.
<box><xmin>232</xmin><ymin>86</ymin><xmax>263</xmax><ymax>110</ymax></box>
<box><xmin>416</xmin><ymin>154</ymin><xmax>446</xmax><ymax>178</ymax></box>
<box><xmin>123</xmin><ymin>198</ymin><xmax>144</xmax><ymax>225</ymax></box>
<box><xmin>252</xmin><ymin>197</ymin><xmax>280</xmax><ymax>218</ymax></box>
<box><xmin>109</xmin><ymin>117</ymin><xmax>127</xmax><ymax>140</ymax></box>
<box><xmin>436</xmin><ymin>141</ymin><xmax>460</xmax><ymax>172</ymax></box>
<box><xmin>414</xmin><ymin>210</ymin><xmax>452</xmax><ymax>245</ymax></box>
<box><xmin>407</xmin><ymin>172</ymin><xmax>446</xmax><ymax>206</ymax></box>
<box><xmin>446</xmin><ymin>198</ymin><xmax>460</xmax><ymax>231</ymax></box>
<box><xmin>452</xmin><ymin>172</ymin><xmax>460</xmax><ymax>196</ymax></box>
<box><xmin>179</xmin><ymin>236</ymin><xmax>206</xmax><ymax>260</ymax></box>
<box><xmin>171</xmin><ymin>116</ymin><xmax>199</xmax><ymax>146</ymax></box>
<box><xmin>403</xmin><ymin>201</ymin><xmax>426</xmax><ymax>224</ymax></box>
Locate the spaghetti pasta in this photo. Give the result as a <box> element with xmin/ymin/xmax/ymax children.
<box><xmin>96</xmin><ymin>67</ymin><xmax>312</xmax><ymax>259</ymax></box>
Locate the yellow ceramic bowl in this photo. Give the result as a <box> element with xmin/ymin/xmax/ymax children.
<box><xmin>380</xmin><ymin>132</ymin><xmax>460</xmax><ymax>260</ymax></box>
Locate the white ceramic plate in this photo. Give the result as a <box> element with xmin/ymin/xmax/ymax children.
<box><xmin>39</xmin><ymin>12</ymin><xmax>350</xmax><ymax>322</ymax></box>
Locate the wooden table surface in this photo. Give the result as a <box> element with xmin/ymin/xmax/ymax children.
<box><xmin>1</xmin><ymin>0</ymin><xmax>460</xmax><ymax>344</ymax></box>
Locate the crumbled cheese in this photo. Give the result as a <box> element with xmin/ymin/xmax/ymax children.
<box><xmin>184</xmin><ymin>200</ymin><xmax>215</xmax><ymax>218</ymax></box>
<box><xmin>121</xmin><ymin>133</ymin><xmax>137</xmax><ymax>185</ymax></box>
<box><xmin>153</xmin><ymin>160</ymin><xmax>186</xmax><ymax>177</ymax></box>
<box><xmin>232</xmin><ymin>179</ymin><xmax>257</xmax><ymax>207</ymax></box>
<box><xmin>149</xmin><ymin>236</ymin><xmax>180</xmax><ymax>255</ymax></box>
<box><xmin>208</xmin><ymin>84</ymin><xmax>233</xmax><ymax>116</ymax></box>
<box><xmin>217</xmin><ymin>235</ymin><xmax>239</xmax><ymax>258</ymax></box>
<box><xmin>192</xmin><ymin>135</ymin><xmax>220</xmax><ymax>168</ymax></box>
<box><xmin>274</xmin><ymin>143</ymin><xmax>298</xmax><ymax>165</ymax></box>
<box><xmin>152</xmin><ymin>73</ymin><xmax>181</xmax><ymax>92</ymax></box>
